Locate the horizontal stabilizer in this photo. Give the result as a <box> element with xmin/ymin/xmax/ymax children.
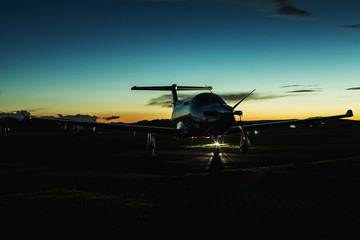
<box><xmin>132</xmin><ymin>84</ymin><xmax>212</xmax><ymax>107</ymax></box>
<box><xmin>131</xmin><ymin>85</ymin><xmax>212</xmax><ymax>91</ymax></box>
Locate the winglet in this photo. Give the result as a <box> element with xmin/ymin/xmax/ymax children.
<box><xmin>346</xmin><ymin>109</ymin><xmax>353</xmax><ymax>117</ymax></box>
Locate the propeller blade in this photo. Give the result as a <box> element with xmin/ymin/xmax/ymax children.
<box><xmin>232</xmin><ymin>89</ymin><xmax>256</xmax><ymax>109</ymax></box>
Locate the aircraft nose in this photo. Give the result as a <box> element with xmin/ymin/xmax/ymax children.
<box><xmin>202</xmin><ymin>104</ymin><xmax>235</xmax><ymax>121</ymax></box>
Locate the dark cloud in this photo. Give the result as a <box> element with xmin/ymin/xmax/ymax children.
<box><xmin>227</xmin><ymin>0</ymin><xmax>314</xmax><ymax>19</ymax></box>
<box><xmin>346</xmin><ymin>87</ymin><xmax>360</xmax><ymax>90</ymax></box>
<box><xmin>275</xmin><ymin>5</ymin><xmax>314</xmax><ymax>19</ymax></box>
<box><xmin>285</xmin><ymin>89</ymin><xmax>321</xmax><ymax>93</ymax></box>
<box><xmin>39</xmin><ymin>114</ymin><xmax>101</xmax><ymax>122</ymax></box>
<box><xmin>58</xmin><ymin>114</ymin><xmax>98</xmax><ymax>122</ymax></box>
<box><xmin>280</xmin><ymin>85</ymin><xmax>321</xmax><ymax>93</ymax></box>
<box><xmin>147</xmin><ymin>94</ymin><xmax>189</xmax><ymax>108</ymax></box>
<box><xmin>221</xmin><ymin>92</ymin><xmax>289</xmax><ymax>102</ymax></box>
<box><xmin>280</xmin><ymin>84</ymin><xmax>302</xmax><ymax>88</ymax></box>
<box><xmin>103</xmin><ymin>116</ymin><xmax>120</xmax><ymax>121</ymax></box>
<box><xmin>141</xmin><ymin>0</ymin><xmax>315</xmax><ymax>19</ymax></box>
<box><xmin>341</xmin><ymin>24</ymin><xmax>360</xmax><ymax>29</ymax></box>
<box><xmin>147</xmin><ymin>92</ymin><xmax>291</xmax><ymax>108</ymax></box>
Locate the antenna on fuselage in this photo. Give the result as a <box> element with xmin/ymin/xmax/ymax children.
<box><xmin>205</xmin><ymin>84</ymin><xmax>213</xmax><ymax>94</ymax></box>
<box><xmin>131</xmin><ymin>84</ymin><xmax>213</xmax><ymax>108</ymax></box>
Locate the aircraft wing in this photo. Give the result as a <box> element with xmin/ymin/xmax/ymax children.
<box><xmin>227</xmin><ymin>109</ymin><xmax>353</xmax><ymax>134</ymax></box>
<box><xmin>28</xmin><ymin>116</ymin><xmax>183</xmax><ymax>136</ymax></box>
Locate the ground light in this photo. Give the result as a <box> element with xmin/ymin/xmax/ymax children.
<box><xmin>213</xmin><ymin>141</ymin><xmax>221</xmax><ymax>157</ymax></box>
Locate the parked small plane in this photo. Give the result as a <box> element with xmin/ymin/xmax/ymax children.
<box><xmin>20</xmin><ymin>84</ymin><xmax>353</xmax><ymax>156</ymax></box>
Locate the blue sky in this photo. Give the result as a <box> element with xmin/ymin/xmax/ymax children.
<box><xmin>1</xmin><ymin>0</ymin><xmax>359</xmax><ymax>122</ymax></box>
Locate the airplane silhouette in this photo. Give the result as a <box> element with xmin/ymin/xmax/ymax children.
<box><xmin>23</xmin><ymin>84</ymin><xmax>353</xmax><ymax>156</ymax></box>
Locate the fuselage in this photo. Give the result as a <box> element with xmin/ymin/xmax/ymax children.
<box><xmin>171</xmin><ymin>93</ymin><xmax>235</xmax><ymax>136</ymax></box>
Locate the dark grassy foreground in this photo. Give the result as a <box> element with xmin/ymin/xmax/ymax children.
<box><xmin>1</xmin><ymin>121</ymin><xmax>360</xmax><ymax>238</ymax></box>
<box><xmin>0</xmin><ymin>189</ymin><xmax>153</xmax><ymax>234</ymax></box>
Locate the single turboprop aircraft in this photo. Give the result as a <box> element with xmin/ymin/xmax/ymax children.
<box><xmin>23</xmin><ymin>84</ymin><xmax>353</xmax><ymax>156</ymax></box>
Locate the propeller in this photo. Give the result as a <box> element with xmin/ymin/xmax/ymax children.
<box><xmin>203</xmin><ymin>88</ymin><xmax>256</xmax><ymax>118</ymax></box>
<box><xmin>232</xmin><ymin>88</ymin><xmax>256</xmax><ymax>123</ymax></box>
<box><xmin>232</xmin><ymin>89</ymin><xmax>256</xmax><ymax>109</ymax></box>
<box><xmin>231</xmin><ymin>89</ymin><xmax>256</xmax><ymax>152</ymax></box>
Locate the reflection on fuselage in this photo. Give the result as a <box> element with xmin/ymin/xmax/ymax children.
<box><xmin>172</xmin><ymin>93</ymin><xmax>235</xmax><ymax>136</ymax></box>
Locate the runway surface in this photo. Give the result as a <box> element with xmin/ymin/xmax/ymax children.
<box><xmin>1</xmin><ymin>125</ymin><xmax>360</xmax><ymax>237</ymax></box>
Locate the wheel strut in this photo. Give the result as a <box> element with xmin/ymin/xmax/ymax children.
<box><xmin>146</xmin><ymin>133</ymin><xmax>156</xmax><ymax>156</ymax></box>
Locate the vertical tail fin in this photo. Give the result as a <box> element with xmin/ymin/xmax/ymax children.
<box><xmin>131</xmin><ymin>84</ymin><xmax>212</xmax><ymax>107</ymax></box>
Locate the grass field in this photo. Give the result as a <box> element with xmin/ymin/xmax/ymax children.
<box><xmin>1</xmin><ymin>121</ymin><xmax>360</xmax><ymax>238</ymax></box>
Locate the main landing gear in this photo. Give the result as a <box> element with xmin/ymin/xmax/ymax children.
<box><xmin>146</xmin><ymin>133</ymin><xmax>156</xmax><ymax>157</ymax></box>
<box><xmin>240</xmin><ymin>131</ymin><xmax>250</xmax><ymax>153</ymax></box>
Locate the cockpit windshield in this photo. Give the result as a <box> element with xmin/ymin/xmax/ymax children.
<box><xmin>192</xmin><ymin>93</ymin><xmax>226</xmax><ymax>105</ymax></box>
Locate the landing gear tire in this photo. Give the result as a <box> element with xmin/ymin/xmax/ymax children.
<box><xmin>146</xmin><ymin>133</ymin><xmax>156</xmax><ymax>157</ymax></box>
<box><xmin>240</xmin><ymin>133</ymin><xmax>249</xmax><ymax>154</ymax></box>
<box><xmin>214</xmin><ymin>146</ymin><xmax>220</xmax><ymax>157</ymax></box>
<box><xmin>240</xmin><ymin>145</ymin><xmax>248</xmax><ymax>154</ymax></box>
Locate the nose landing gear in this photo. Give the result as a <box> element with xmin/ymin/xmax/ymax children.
<box><xmin>214</xmin><ymin>144</ymin><xmax>220</xmax><ymax>157</ymax></box>
<box><xmin>212</xmin><ymin>135</ymin><xmax>223</xmax><ymax>157</ymax></box>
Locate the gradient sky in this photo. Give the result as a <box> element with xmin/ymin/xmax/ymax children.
<box><xmin>1</xmin><ymin>0</ymin><xmax>359</xmax><ymax>122</ymax></box>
